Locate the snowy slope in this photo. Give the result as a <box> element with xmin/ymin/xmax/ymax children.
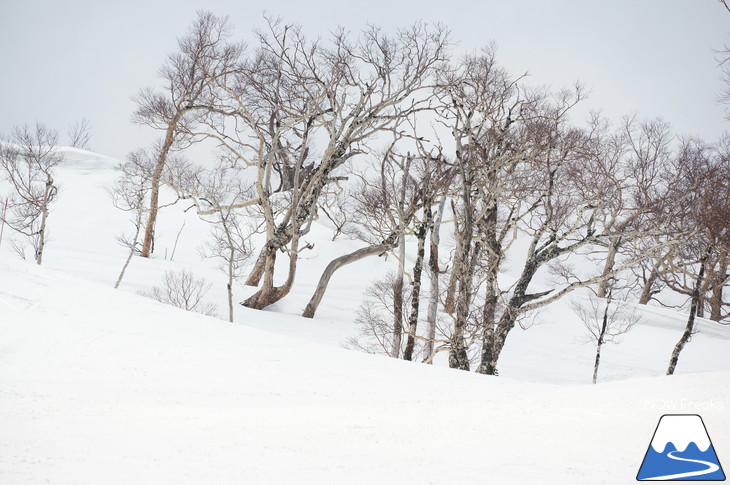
<box><xmin>2</xmin><ymin>147</ymin><xmax>729</xmax><ymax>383</ymax></box>
<box><xmin>8</xmin><ymin>148</ymin><xmax>724</xmax><ymax>382</ymax></box>
<box><xmin>1</xmin><ymin>148</ymin><xmax>730</xmax><ymax>483</ymax></box>
<box><xmin>1</xmin><ymin>258</ymin><xmax>729</xmax><ymax>484</ymax></box>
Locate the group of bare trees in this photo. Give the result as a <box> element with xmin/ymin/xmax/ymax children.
<box><xmin>0</xmin><ymin>115</ymin><xmax>93</xmax><ymax>264</ymax></box>
<box><xmin>114</xmin><ymin>11</ymin><xmax>728</xmax><ymax>380</ymax></box>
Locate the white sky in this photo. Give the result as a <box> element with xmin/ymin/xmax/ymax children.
<box><xmin>1</xmin><ymin>0</ymin><xmax>728</xmax><ymax>160</ymax></box>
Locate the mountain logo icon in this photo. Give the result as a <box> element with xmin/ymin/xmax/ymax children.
<box><xmin>637</xmin><ymin>414</ymin><xmax>726</xmax><ymax>481</ymax></box>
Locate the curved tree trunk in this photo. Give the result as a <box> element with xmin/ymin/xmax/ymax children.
<box><xmin>638</xmin><ymin>263</ymin><xmax>661</xmax><ymax>305</ymax></box>
<box><xmin>244</xmin><ymin>247</ymin><xmax>270</xmax><ymax>286</ymax></box>
<box><xmin>243</xmin><ymin>236</ymin><xmax>299</xmax><ymax>310</ymax></box>
<box><xmin>596</xmin><ymin>240</ymin><xmax>620</xmax><ymax>298</ymax></box>
<box><xmin>302</xmin><ymin>242</ymin><xmax>393</xmax><ymax>318</ymax></box>
<box><xmin>140</xmin><ymin>119</ymin><xmax>178</xmax><ymax>258</ymax></box>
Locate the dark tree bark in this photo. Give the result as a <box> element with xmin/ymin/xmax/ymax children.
<box><xmin>592</xmin><ymin>292</ymin><xmax>612</xmax><ymax>384</ymax></box>
<box><xmin>403</xmin><ymin>220</ymin><xmax>429</xmax><ymax>361</ymax></box>
<box><xmin>476</xmin><ymin>204</ymin><xmax>501</xmax><ymax>375</ymax></box>
<box><xmin>667</xmin><ymin>248</ymin><xmax>711</xmax><ymax>375</ymax></box>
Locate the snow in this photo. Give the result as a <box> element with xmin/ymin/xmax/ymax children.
<box><xmin>1</xmin><ymin>148</ymin><xmax>729</xmax><ymax>483</ymax></box>
<box><xmin>650</xmin><ymin>415</ymin><xmax>712</xmax><ymax>453</ymax></box>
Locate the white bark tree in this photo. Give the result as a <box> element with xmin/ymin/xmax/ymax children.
<box><xmin>109</xmin><ymin>154</ymin><xmax>149</xmax><ymax>289</ymax></box>
<box><xmin>197</xmin><ymin>19</ymin><xmax>449</xmax><ymax>310</ymax></box>
<box><xmin>196</xmin><ymin>163</ymin><xmax>255</xmax><ymax>323</ymax></box>
<box><xmin>133</xmin><ymin>11</ymin><xmax>243</xmax><ymax>258</ymax></box>
<box><xmin>0</xmin><ymin>123</ymin><xmax>63</xmax><ymax>265</ymax></box>
<box><xmin>570</xmin><ymin>289</ymin><xmax>641</xmax><ymax>384</ymax></box>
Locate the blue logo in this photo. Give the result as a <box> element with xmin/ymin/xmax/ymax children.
<box><xmin>637</xmin><ymin>414</ymin><xmax>725</xmax><ymax>481</ymax></box>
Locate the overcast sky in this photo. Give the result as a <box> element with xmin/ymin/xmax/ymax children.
<box><xmin>1</xmin><ymin>0</ymin><xmax>728</xmax><ymax>160</ymax></box>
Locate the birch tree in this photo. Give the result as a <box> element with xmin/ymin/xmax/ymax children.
<box><xmin>435</xmin><ymin>49</ymin><xmax>681</xmax><ymax>375</ymax></box>
<box><xmin>197</xmin><ymin>163</ymin><xmax>255</xmax><ymax>323</ymax></box>
<box><xmin>574</xmin><ymin>115</ymin><xmax>676</xmax><ymax>299</ymax></box>
<box><xmin>110</xmin><ymin>153</ymin><xmax>149</xmax><ymax>288</ymax></box>
<box><xmin>199</xmin><ymin>20</ymin><xmax>449</xmax><ymax>310</ymax></box>
<box><xmin>133</xmin><ymin>11</ymin><xmax>242</xmax><ymax>258</ymax></box>
<box><xmin>665</xmin><ymin>138</ymin><xmax>730</xmax><ymax>374</ymax></box>
<box><xmin>0</xmin><ymin>123</ymin><xmax>63</xmax><ymax>265</ymax></box>
<box><xmin>570</xmin><ymin>289</ymin><xmax>640</xmax><ymax>384</ymax></box>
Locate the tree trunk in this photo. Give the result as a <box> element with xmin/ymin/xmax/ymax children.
<box><xmin>423</xmin><ymin>197</ymin><xmax>446</xmax><ymax>364</ymax></box>
<box><xmin>486</xmin><ymin>249</ymin><xmax>546</xmax><ymax>374</ymax></box>
<box><xmin>708</xmin><ymin>249</ymin><xmax>728</xmax><ymax>322</ymax></box>
<box><xmin>36</xmin><ymin>207</ymin><xmax>48</xmax><ymax>265</ymax></box>
<box><xmin>227</xmin><ymin>246</ymin><xmax>235</xmax><ymax>323</ymax></box>
<box><xmin>476</xmin><ymin>204</ymin><xmax>500</xmax><ymax>375</ymax></box>
<box><xmin>638</xmin><ymin>261</ymin><xmax>661</xmax><ymax>305</ymax></box>
<box><xmin>596</xmin><ymin>240</ymin><xmax>619</xmax><ymax>299</ymax></box>
<box><xmin>449</xmin><ymin>172</ymin><xmax>474</xmax><ymax>371</ymax></box>
<box><xmin>444</xmin><ymin>235</ymin><xmax>460</xmax><ymax>315</ymax></box>
<box><xmin>592</xmin><ymin>342</ymin><xmax>603</xmax><ymax>385</ymax></box>
<box><xmin>140</xmin><ymin>120</ymin><xmax>178</xmax><ymax>258</ymax></box>
<box><xmin>403</xmin><ymin>222</ymin><xmax>428</xmax><ymax>361</ymax></box>
<box><xmin>391</xmin><ymin>236</ymin><xmax>406</xmax><ymax>359</ymax></box>
<box><xmin>302</xmin><ymin>242</ymin><xmax>393</xmax><ymax>318</ymax></box>
<box><xmin>245</xmin><ymin>246</ymin><xmax>271</xmax><ymax>286</ymax></box>
<box><xmin>593</xmin><ymin>293</ymin><xmax>611</xmax><ymax>384</ymax></box>
<box><xmin>667</xmin><ymin>248</ymin><xmax>711</xmax><ymax>375</ymax></box>
<box><xmin>36</xmin><ymin>180</ymin><xmax>54</xmax><ymax>266</ymax></box>
<box><xmin>449</xmin><ymin>230</ymin><xmax>477</xmax><ymax>371</ymax></box>
<box><xmin>243</xmin><ymin>228</ymin><xmax>308</xmax><ymax>310</ymax></box>
<box><xmin>114</xmin><ymin>211</ymin><xmax>143</xmax><ymax>289</ymax></box>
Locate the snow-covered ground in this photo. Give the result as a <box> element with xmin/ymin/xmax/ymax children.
<box><xmin>1</xmin><ymin>149</ymin><xmax>729</xmax><ymax>483</ymax></box>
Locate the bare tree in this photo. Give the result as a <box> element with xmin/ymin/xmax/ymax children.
<box><xmin>570</xmin><ymin>288</ymin><xmax>641</xmax><ymax>384</ymax></box>
<box><xmin>133</xmin><ymin>11</ymin><xmax>243</xmax><ymax>258</ymax></box>
<box><xmin>196</xmin><ymin>19</ymin><xmax>449</xmax><ymax>310</ymax></box>
<box><xmin>573</xmin><ymin>114</ymin><xmax>676</xmax><ymax>299</ymax></box>
<box><xmin>67</xmin><ymin>118</ymin><xmax>92</xmax><ymax>150</ymax></box>
<box><xmin>434</xmin><ymin>49</ymin><xmax>684</xmax><ymax>375</ymax></box>
<box><xmin>435</xmin><ymin>49</ymin><xmax>596</xmax><ymax>372</ymax></box>
<box><xmin>346</xmin><ymin>272</ymin><xmax>412</xmax><ymax>357</ymax></box>
<box><xmin>142</xmin><ymin>269</ymin><xmax>218</xmax><ymax>317</ymax></box>
<box><xmin>403</xmin><ymin>148</ymin><xmax>454</xmax><ymax>361</ymax></box>
<box><xmin>110</xmin><ymin>155</ymin><xmax>149</xmax><ymax>288</ymax></box>
<box><xmin>665</xmin><ymin>138</ymin><xmax>730</xmax><ymax>374</ymax></box>
<box><xmin>302</xmin><ymin>141</ymin><xmax>423</xmax><ymax>338</ymax></box>
<box><xmin>319</xmin><ymin>188</ymin><xmax>355</xmax><ymax>241</ymax></box>
<box><xmin>197</xmin><ymin>163</ymin><xmax>255</xmax><ymax>323</ymax></box>
<box><xmin>422</xmin><ymin>196</ymin><xmax>447</xmax><ymax>363</ymax></box>
<box><xmin>0</xmin><ymin>123</ymin><xmax>63</xmax><ymax>265</ymax></box>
